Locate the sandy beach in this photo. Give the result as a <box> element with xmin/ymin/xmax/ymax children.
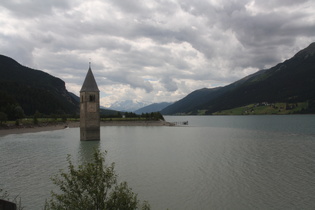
<box><xmin>0</xmin><ymin>120</ymin><xmax>174</xmax><ymax>137</ymax></box>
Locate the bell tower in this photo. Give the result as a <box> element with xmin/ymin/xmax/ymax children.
<box><xmin>80</xmin><ymin>64</ymin><xmax>100</xmax><ymax>141</ymax></box>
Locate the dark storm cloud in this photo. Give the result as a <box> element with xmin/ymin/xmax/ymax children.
<box><xmin>0</xmin><ymin>0</ymin><xmax>71</xmax><ymax>18</ymax></box>
<box><xmin>176</xmin><ymin>0</ymin><xmax>315</xmax><ymax>69</ymax></box>
<box><xmin>0</xmin><ymin>0</ymin><xmax>314</xmax><ymax>106</ymax></box>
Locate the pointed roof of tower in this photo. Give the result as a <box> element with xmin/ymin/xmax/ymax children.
<box><xmin>80</xmin><ymin>65</ymin><xmax>99</xmax><ymax>92</ymax></box>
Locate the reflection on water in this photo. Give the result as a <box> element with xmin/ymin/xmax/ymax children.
<box><xmin>79</xmin><ymin>140</ymin><xmax>100</xmax><ymax>163</ymax></box>
<box><xmin>1</xmin><ymin>115</ymin><xmax>315</xmax><ymax>210</ymax></box>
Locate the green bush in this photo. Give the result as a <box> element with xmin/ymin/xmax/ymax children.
<box><xmin>0</xmin><ymin>112</ymin><xmax>7</xmax><ymax>125</ymax></box>
<box><xmin>45</xmin><ymin>149</ymin><xmax>150</xmax><ymax>210</ymax></box>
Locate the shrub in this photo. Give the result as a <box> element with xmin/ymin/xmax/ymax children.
<box><xmin>45</xmin><ymin>149</ymin><xmax>150</xmax><ymax>210</ymax></box>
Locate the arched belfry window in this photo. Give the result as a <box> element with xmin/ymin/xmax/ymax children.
<box><xmin>89</xmin><ymin>94</ymin><xmax>95</xmax><ymax>102</ymax></box>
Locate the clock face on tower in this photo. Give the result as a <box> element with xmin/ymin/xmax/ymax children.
<box><xmin>87</xmin><ymin>103</ymin><xmax>96</xmax><ymax>112</ymax></box>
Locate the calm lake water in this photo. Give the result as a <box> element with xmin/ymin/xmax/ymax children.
<box><xmin>1</xmin><ymin>115</ymin><xmax>315</xmax><ymax>210</ymax></box>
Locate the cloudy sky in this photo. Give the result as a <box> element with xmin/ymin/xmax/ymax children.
<box><xmin>1</xmin><ymin>0</ymin><xmax>315</xmax><ymax>107</ymax></box>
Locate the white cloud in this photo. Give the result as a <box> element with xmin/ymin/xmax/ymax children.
<box><xmin>0</xmin><ymin>0</ymin><xmax>315</xmax><ymax>107</ymax></box>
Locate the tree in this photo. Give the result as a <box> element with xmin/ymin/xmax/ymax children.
<box><xmin>0</xmin><ymin>112</ymin><xmax>7</xmax><ymax>125</ymax></box>
<box><xmin>45</xmin><ymin>149</ymin><xmax>150</xmax><ymax>210</ymax></box>
<box><xmin>141</xmin><ymin>112</ymin><xmax>164</xmax><ymax>121</ymax></box>
<box><xmin>33</xmin><ymin>111</ymin><xmax>41</xmax><ymax>125</ymax></box>
<box><xmin>14</xmin><ymin>106</ymin><xmax>25</xmax><ymax>120</ymax></box>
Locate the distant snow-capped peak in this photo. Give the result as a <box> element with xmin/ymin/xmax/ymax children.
<box><xmin>108</xmin><ymin>100</ymin><xmax>150</xmax><ymax>112</ymax></box>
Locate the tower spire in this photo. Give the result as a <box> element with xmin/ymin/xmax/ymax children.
<box><xmin>80</xmin><ymin>63</ymin><xmax>100</xmax><ymax>141</ymax></box>
<box><xmin>80</xmin><ymin>64</ymin><xmax>99</xmax><ymax>92</ymax></box>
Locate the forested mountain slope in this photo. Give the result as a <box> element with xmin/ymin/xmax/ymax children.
<box><xmin>0</xmin><ymin>55</ymin><xmax>79</xmax><ymax>117</ymax></box>
<box><xmin>162</xmin><ymin>43</ymin><xmax>315</xmax><ymax>115</ymax></box>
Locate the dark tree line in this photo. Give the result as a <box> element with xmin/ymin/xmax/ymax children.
<box><xmin>0</xmin><ymin>90</ymin><xmax>24</xmax><ymax>122</ymax></box>
<box><xmin>121</xmin><ymin>112</ymin><xmax>164</xmax><ymax>120</ymax></box>
<box><xmin>101</xmin><ymin>111</ymin><xmax>165</xmax><ymax>121</ymax></box>
<box><xmin>140</xmin><ymin>112</ymin><xmax>165</xmax><ymax>120</ymax></box>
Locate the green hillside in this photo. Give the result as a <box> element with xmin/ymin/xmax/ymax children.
<box><xmin>162</xmin><ymin>43</ymin><xmax>315</xmax><ymax>115</ymax></box>
<box><xmin>0</xmin><ymin>55</ymin><xmax>79</xmax><ymax>119</ymax></box>
<box><xmin>214</xmin><ymin>102</ymin><xmax>309</xmax><ymax>115</ymax></box>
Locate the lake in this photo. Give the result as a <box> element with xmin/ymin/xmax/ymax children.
<box><xmin>1</xmin><ymin>115</ymin><xmax>315</xmax><ymax>209</ymax></box>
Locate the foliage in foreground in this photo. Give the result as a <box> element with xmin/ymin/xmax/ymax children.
<box><xmin>45</xmin><ymin>149</ymin><xmax>150</xmax><ymax>210</ymax></box>
<box><xmin>0</xmin><ymin>188</ymin><xmax>23</xmax><ymax>210</ymax></box>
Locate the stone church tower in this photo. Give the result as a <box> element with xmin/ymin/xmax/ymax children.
<box><xmin>80</xmin><ymin>64</ymin><xmax>100</xmax><ymax>141</ymax></box>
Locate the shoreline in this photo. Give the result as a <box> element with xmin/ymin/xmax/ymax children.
<box><xmin>0</xmin><ymin>120</ymin><xmax>174</xmax><ymax>137</ymax></box>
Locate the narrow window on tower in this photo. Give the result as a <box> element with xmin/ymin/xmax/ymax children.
<box><xmin>81</xmin><ymin>96</ymin><xmax>83</xmax><ymax>102</ymax></box>
<box><xmin>89</xmin><ymin>94</ymin><xmax>95</xmax><ymax>102</ymax></box>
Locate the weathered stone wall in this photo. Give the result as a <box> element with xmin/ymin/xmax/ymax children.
<box><xmin>80</xmin><ymin>127</ymin><xmax>100</xmax><ymax>141</ymax></box>
<box><xmin>80</xmin><ymin>91</ymin><xmax>100</xmax><ymax>140</ymax></box>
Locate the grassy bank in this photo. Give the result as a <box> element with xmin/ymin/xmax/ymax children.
<box><xmin>213</xmin><ymin>102</ymin><xmax>308</xmax><ymax>115</ymax></box>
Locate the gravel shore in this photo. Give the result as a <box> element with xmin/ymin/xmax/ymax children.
<box><xmin>0</xmin><ymin>120</ymin><xmax>174</xmax><ymax>137</ymax></box>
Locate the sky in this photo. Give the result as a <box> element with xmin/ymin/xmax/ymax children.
<box><xmin>1</xmin><ymin>0</ymin><xmax>315</xmax><ymax>107</ymax></box>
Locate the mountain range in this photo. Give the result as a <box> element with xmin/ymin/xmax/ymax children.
<box><xmin>0</xmin><ymin>54</ymin><xmax>79</xmax><ymax>117</ymax></box>
<box><xmin>1</xmin><ymin>42</ymin><xmax>314</xmax><ymax>117</ymax></box>
<box><xmin>134</xmin><ymin>102</ymin><xmax>173</xmax><ymax>114</ymax></box>
<box><xmin>161</xmin><ymin>42</ymin><xmax>315</xmax><ymax>115</ymax></box>
<box><xmin>108</xmin><ymin>100</ymin><xmax>151</xmax><ymax>112</ymax></box>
